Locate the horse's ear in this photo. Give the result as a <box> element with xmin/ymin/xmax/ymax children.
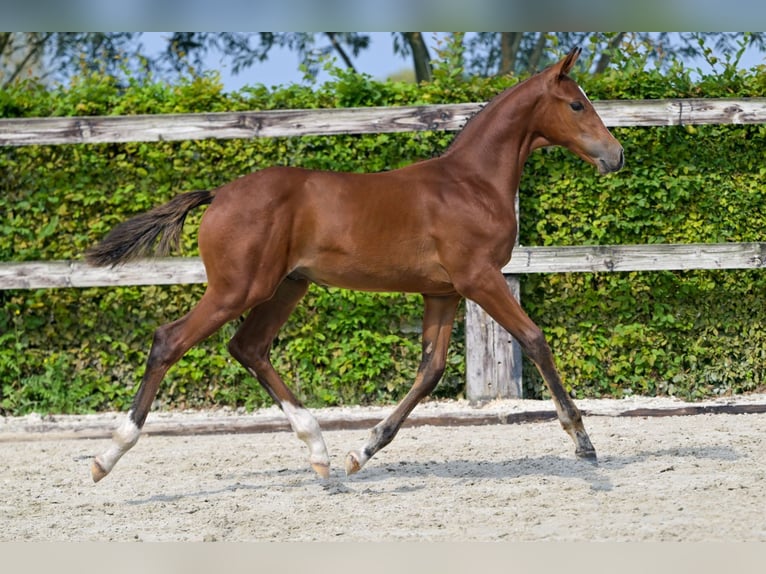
<box><xmin>553</xmin><ymin>46</ymin><xmax>582</xmax><ymax>79</ymax></box>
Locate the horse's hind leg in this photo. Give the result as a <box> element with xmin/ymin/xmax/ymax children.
<box><xmin>91</xmin><ymin>288</ymin><xmax>250</xmax><ymax>482</ymax></box>
<box><xmin>227</xmin><ymin>277</ymin><xmax>331</xmax><ymax>479</ymax></box>
<box><xmin>345</xmin><ymin>294</ymin><xmax>461</xmax><ymax>475</ymax></box>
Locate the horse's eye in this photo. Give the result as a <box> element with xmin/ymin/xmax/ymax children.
<box><xmin>570</xmin><ymin>101</ymin><xmax>584</xmax><ymax>112</ymax></box>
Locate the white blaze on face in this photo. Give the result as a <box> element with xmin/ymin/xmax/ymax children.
<box><xmin>577</xmin><ymin>85</ymin><xmax>592</xmax><ymax>105</ymax></box>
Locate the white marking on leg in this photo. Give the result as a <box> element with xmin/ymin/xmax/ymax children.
<box><xmin>281</xmin><ymin>402</ymin><xmax>330</xmax><ymax>469</ymax></box>
<box><xmin>346</xmin><ymin>424</ymin><xmax>381</xmax><ymax>474</ymax></box>
<box><xmin>353</xmin><ymin>443</ymin><xmax>372</xmax><ymax>467</ymax></box>
<box><xmin>95</xmin><ymin>410</ymin><xmax>141</xmax><ymax>475</ymax></box>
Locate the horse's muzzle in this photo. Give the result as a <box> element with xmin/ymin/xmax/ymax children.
<box><xmin>598</xmin><ymin>147</ymin><xmax>624</xmax><ymax>174</ymax></box>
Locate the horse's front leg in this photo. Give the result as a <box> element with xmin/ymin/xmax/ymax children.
<box><xmin>458</xmin><ymin>270</ymin><xmax>597</xmax><ymax>461</ymax></box>
<box><xmin>345</xmin><ymin>294</ymin><xmax>461</xmax><ymax>475</ymax></box>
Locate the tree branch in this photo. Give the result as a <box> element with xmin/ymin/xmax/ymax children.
<box><xmin>595</xmin><ymin>32</ymin><xmax>626</xmax><ymax>74</ymax></box>
<box><xmin>3</xmin><ymin>32</ymin><xmax>53</xmax><ymax>88</ymax></box>
<box><xmin>325</xmin><ymin>32</ymin><xmax>357</xmax><ymax>71</ymax></box>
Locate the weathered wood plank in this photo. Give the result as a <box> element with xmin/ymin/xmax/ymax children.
<box><xmin>502</xmin><ymin>242</ymin><xmax>766</xmax><ymax>273</ymax></box>
<box><xmin>595</xmin><ymin>98</ymin><xmax>766</xmax><ymax>127</ymax></box>
<box><xmin>3</xmin><ymin>243</ymin><xmax>763</xmax><ymax>290</ymax></box>
<box><xmin>6</xmin><ymin>402</ymin><xmax>766</xmax><ymax>443</ymax></box>
<box><xmin>0</xmin><ymin>257</ymin><xmax>207</xmax><ymax>289</ymax></box>
<box><xmin>1</xmin><ymin>98</ymin><xmax>764</xmax><ymax>146</ymax></box>
<box><xmin>0</xmin><ymin>104</ymin><xmax>479</xmax><ymax>146</ymax></box>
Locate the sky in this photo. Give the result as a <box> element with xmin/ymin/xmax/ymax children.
<box><xmin>140</xmin><ymin>32</ymin><xmax>766</xmax><ymax>93</ymax></box>
<box><xmin>141</xmin><ymin>32</ymin><xmax>438</xmax><ymax>90</ymax></box>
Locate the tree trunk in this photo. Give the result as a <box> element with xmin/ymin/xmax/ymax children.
<box><xmin>499</xmin><ymin>32</ymin><xmax>522</xmax><ymax>75</ymax></box>
<box><xmin>527</xmin><ymin>32</ymin><xmax>548</xmax><ymax>73</ymax></box>
<box><xmin>402</xmin><ymin>32</ymin><xmax>432</xmax><ymax>83</ymax></box>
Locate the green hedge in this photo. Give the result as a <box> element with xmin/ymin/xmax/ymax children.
<box><xmin>1</xmin><ymin>60</ymin><xmax>765</xmax><ymax>415</ymax></box>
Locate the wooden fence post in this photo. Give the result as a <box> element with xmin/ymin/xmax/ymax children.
<box><xmin>465</xmin><ymin>277</ymin><xmax>524</xmax><ymax>401</ymax></box>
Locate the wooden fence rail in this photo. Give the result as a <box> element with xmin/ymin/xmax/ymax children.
<box><xmin>1</xmin><ymin>98</ymin><xmax>765</xmax><ymax>146</ymax></box>
<box><xmin>3</xmin><ymin>243</ymin><xmax>765</xmax><ymax>290</ymax></box>
<box><xmin>2</xmin><ymin>97</ymin><xmax>765</xmax><ymax>400</ymax></box>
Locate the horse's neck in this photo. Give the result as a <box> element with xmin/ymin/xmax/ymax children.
<box><xmin>442</xmin><ymin>81</ymin><xmax>540</xmax><ymax>193</ymax></box>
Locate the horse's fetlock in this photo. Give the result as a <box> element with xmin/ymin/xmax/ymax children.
<box><xmin>370</xmin><ymin>422</ymin><xmax>397</xmax><ymax>450</ymax></box>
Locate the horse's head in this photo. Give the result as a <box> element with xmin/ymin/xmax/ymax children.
<box><xmin>533</xmin><ymin>47</ymin><xmax>624</xmax><ymax>174</ymax></box>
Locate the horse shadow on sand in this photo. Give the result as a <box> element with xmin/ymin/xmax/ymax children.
<box><xmin>123</xmin><ymin>442</ymin><xmax>741</xmax><ymax>504</ymax></box>
<box><xmin>330</xmin><ymin>443</ymin><xmax>741</xmax><ymax>493</ymax></box>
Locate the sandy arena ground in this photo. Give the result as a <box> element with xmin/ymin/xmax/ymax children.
<box><xmin>2</xmin><ymin>395</ymin><xmax>765</xmax><ymax>542</ymax></box>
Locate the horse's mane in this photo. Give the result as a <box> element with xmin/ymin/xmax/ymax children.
<box><xmin>442</xmin><ymin>75</ymin><xmax>534</xmax><ymax>154</ymax></box>
<box><xmin>444</xmin><ymin>72</ymin><xmax>556</xmax><ymax>158</ymax></box>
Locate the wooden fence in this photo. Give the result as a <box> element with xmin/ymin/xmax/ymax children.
<box><xmin>2</xmin><ymin>97</ymin><xmax>766</xmax><ymax>400</ymax></box>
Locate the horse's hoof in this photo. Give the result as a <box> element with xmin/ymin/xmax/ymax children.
<box><xmin>91</xmin><ymin>458</ymin><xmax>108</xmax><ymax>483</ymax></box>
<box><xmin>344</xmin><ymin>451</ymin><xmax>362</xmax><ymax>476</ymax></box>
<box><xmin>311</xmin><ymin>462</ymin><xmax>330</xmax><ymax>480</ymax></box>
<box><xmin>576</xmin><ymin>448</ymin><xmax>598</xmax><ymax>464</ymax></box>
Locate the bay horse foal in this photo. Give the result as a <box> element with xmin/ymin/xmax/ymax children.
<box><xmin>87</xmin><ymin>47</ymin><xmax>623</xmax><ymax>482</ymax></box>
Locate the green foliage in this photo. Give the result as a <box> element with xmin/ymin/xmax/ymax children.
<box><xmin>518</xmin><ymin>62</ymin><xmax>766</xmax><ymax>401</ymax></box>
<box><xmin>1</xmin><ymin>59</ymin><xmax>764</xmax><ymax>415</ymax></box>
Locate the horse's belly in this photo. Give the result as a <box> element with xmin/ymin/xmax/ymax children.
<box><xmin>290</xmin><ymin>261</ymin><xmax>454</xmax><ymax>295</ymax></box>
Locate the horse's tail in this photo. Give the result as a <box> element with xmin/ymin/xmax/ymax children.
<box><xmin>85</xmin><ymin>190</ymin><xmax>216</xmax><ymax>267</ymax></box>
